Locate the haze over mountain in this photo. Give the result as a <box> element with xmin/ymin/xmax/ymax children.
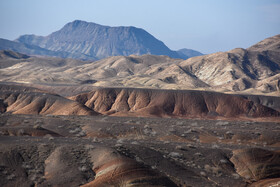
<box><xmin>0</xmin><ymin>38</ymin><xmax>94</xmax><ymax>60</ymax></box>
<box><xmin>177</xmin><ymin>48</ymin><xmax>204</xmax><ymax>58</ymax></box>
<box><xmin>12</xmin><ymin>20</ymin><xmax>201</xmax><ymax>60</ymax></box>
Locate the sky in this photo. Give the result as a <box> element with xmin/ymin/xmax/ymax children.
<box><xmin>0</xmin><ymin>0</ymin><xmax>279</xmax><ymax>54</ymax></box>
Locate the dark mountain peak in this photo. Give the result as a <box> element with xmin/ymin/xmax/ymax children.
<box><xmin>67</xmin><ymin>20</ymin><xmax>87</xmax><ymax>28</ymax></box>
<box><xmin>68</xmin><ymin>20</ymin><xmax>139</xmax><ymax>29</ymax></box>
<box><xmin>71</xmin><ymin>19</ymin><xmax>88</xmax><ymax>25</ymax></box>
<box><xmin>14</xmin><ymin>20</ymin><xmax>183</xmax><ymax>59</ymax></box>
<box><xmin>61</xmin><ymin>20</ymin><xmax>144</xmax><ymax>35</ymax></box>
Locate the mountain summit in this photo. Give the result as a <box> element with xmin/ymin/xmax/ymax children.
<box><xmin>16</xmin><ymin>20</ymin><xmax>196</xmax><ymax>60</ymax></box>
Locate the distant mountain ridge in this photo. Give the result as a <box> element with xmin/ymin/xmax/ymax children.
<box><xmin>0</xmin><ymin>38</ymin><xmax>94</xmax><ymax>60</ymax></box>
<box><xmin>14</xmin><ymin>20</ymin><xmax>202</xmax><ymax>60</ymax></box>
<box><xmin>177</xmin><ymin>48</ymin><xmax>204</xmax><ymax>58</ymax></box>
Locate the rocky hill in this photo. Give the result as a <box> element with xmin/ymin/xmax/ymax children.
<box><xmin>179</xmin><ymin>34</ymin><xmax>280</xmax><ymax>94</ymax></box>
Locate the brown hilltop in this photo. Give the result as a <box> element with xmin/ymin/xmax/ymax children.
<box><xmin>0</xmin><ymin>84</ymin><xmax>98</xmax><ymax>116</ymax></box>
<box><xmin>70</xmin><ymin>87</ymin><xmax>280</xmax><ymax>119</ymax></box>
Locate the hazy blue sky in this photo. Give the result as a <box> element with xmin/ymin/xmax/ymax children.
<box><xmin>0</xmin><ymin>0</ymin><xmax>279</xmax><ymax>54</ymax></box>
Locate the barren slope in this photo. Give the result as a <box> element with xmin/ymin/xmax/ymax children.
<box><xmin>0</xmin><ymin>53</ymin><xmax>207</xmax><ymax>89</ymax></box>
<box><xmin>180</xmin><ymin>34</ymin><xmax>280</xmax><ymax>94</ymax></box>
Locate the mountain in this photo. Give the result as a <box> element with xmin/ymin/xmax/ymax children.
<box><xmin>0</xmin><ymin>38</ymin><xmax>94</xmax><ymax>60</ymax></box>
<box><xmin>177</xmin><ymin>48</ymin><xmax>204</xmax><ymax>58</ymax></box>
<box><xmin>16</xmin><ymin>20</ymin><xmax>189</xmax><ymax>59</ymax></box>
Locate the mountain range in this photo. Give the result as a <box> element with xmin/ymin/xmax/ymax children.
<box><xmin>0</xmin><ymin>34</ymin><xmax>279</xmax><ymax>96</ymax></box>
<box><xmin>0</xmin><ymin>20</ymin><xmax>203</xmax><ymax>60</ymax></box>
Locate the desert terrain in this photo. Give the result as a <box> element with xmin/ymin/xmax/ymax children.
<box><xmin>0</xmin><ymin>21</ymin><xmax>280</xmax><ymax>186</ymax></box>
<box><xmin>0</xmin><ymin>80</ymin><xmax>280</xmax><ymax>187</ymax></box>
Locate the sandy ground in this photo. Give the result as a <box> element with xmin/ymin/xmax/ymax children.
<box><xmin>0</xmin><ymin>113</ymin><xmax>279</xmax><ymax>187</ymax></box>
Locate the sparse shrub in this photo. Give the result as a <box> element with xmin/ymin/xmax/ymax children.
<box><xmin>216</xmin><ymin>121</ymin><xmax>229</xmax><ymax>126</ymax></box>
<box><xmin>69</xmin><ymin>127</ymin><xmax>81</xmax><ymax>134</ymax></box>
<box><xmin>176</xmin><ymin>121</ymin><xmax>185</xmax><ymax>126</ymax></box>
<box><xmin>78</xmin><ymin>166</ymin><xmax>88</xmax><ymax>172</ymax></box>
<box><xmin>131</xmin><ymin>141</ymin><xmax>139</xmax><ymax>145</ymax></box>
<box><xmin>191</xmin><ymin>122</ymin><xmax>198</xmax><ymax>126</ymax></box>
<box><xmin>35</xmin><ymin>120</ymin><xmax>43</xmax><ymax>125</ymax></box>
<box><xmin>200</xmin><ymin>171</ymin><xmax>207</xmax><ymax>177</ymax></box>
<box><xmin>17</xmin><ymin>129</ymin><xmax>25</xmax><ymax>136</ymax></box>
<box><xmin>33</xmin><ymin>124</ymin><xmax>43</xmax><ymax>130</ymax></box>
<box><xmin>169</xmin><ymin>152</ymin><xmax>182</xmax><ymax>158</ymax></box>
<box><xmin>7</xmin><ymin>174</ymin><xmax>15</xmax><ymax>180</ymax></box>
<box><xmin>220</xmin><ymin>159</ymin><xmax>228</xmax><ymax>164</ymax></box>
<box><xmin>232</xmin><ymin>173</ymin><xmax>240</xmax><ymax>179</ymax></box>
